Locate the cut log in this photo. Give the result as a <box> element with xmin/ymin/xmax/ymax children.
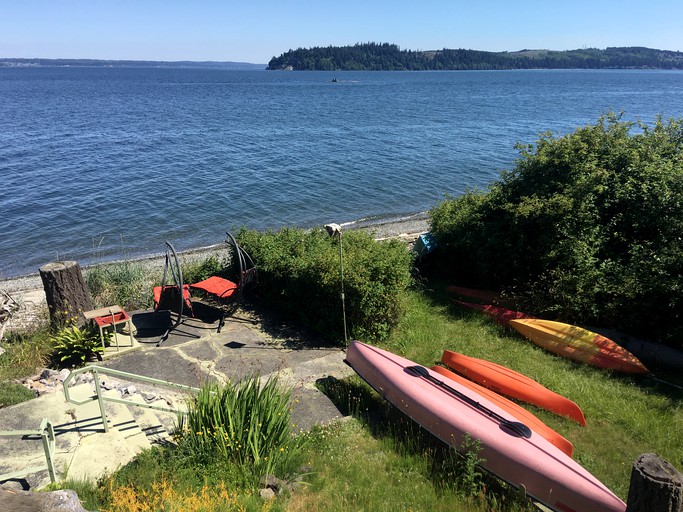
<box><xmin>626</xmin><ymin>453</ymin><xmax>683</xmax><ymax>512</ymax></box>
<box><xmin>39</xmin><ymin>261</ymin><xmax>93</xmax><ymax>327</ymax></box>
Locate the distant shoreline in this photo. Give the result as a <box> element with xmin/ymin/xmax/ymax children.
<box><xmin>0</xmin><ymin>214</ymin><xmax>430</xmax><ymax>294</ymax></box>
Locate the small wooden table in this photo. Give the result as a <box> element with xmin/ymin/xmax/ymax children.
<box><xmin>84</xmin><ymin>305</ymin><xmax>134</xmax><ymax>351</ymax></box>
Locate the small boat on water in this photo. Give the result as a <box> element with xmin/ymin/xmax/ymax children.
<box><xmin>345</xmin><ymin>341</ymin><xmax>626</xmax><ymax>512</ymax></box>
<box><xmin>441</xmin><ymin>350</ymin><xmax>587</xmax><ymax>425</ymax></box>
<box><xmin>430</xmin><ymin>365</ymin><xmax>574</xmax><ymax>456</ymax></box>
<box><xmin>508</xmin><ymin>319</ymin><xmax>650</xmax><ymax>374</ymax></box>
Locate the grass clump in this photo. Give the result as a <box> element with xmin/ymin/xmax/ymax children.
<box><xmin>176</xmin><ymin>377</ymin><xmax>305</xmax><ymax>484</ymax></box>
<box><xmin>86</xmin><ymin>260</ymin><xmax>158</xmax><ymax>311</ymax></box>
<box><xmin>236</xmin><ymin>227</ymin><xmax>413</xmax><ymax>344</ymax></box>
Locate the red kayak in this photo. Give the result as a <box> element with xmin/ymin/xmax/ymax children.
<box><xmin>451</xmin><ymin>299</ymin><xmax>533</xmax><ymax>326</ymax></box>
<box><xmin>345</xmin><ymin>341</ymin><xmax>625</xmax><ymax>512</ymax></box>
<box><xmin>430</xmin><ymin>365</ymin><xmax>573</xmax><ymax>456</ymax></box>
<box><xmin>442</xmin><ymin>350</ymin><xmax>587</xmax><ymax>426</ymax></box>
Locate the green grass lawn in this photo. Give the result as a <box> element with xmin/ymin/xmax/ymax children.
<box><xmin>32</xmin><ymin>285</ymin><xmax>683</xmax><ymax>510</ymax></box>
<box><xmin>381</xmin><ymin>284</ymin><xmax>683</xmax><ymax>501</ymax></box>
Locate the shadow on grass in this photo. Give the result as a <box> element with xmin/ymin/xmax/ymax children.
<box><xmin>316</xmin><ymin>374</ymin><xmax>532</xmax><ymax>510</ymax></box>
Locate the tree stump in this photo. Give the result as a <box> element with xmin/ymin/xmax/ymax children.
<box><xmin>39</xmin><ymin>261</ymin><xmax>93</xmax><ymax>327</ymax></box>
<box><xmin>627</xmin><ymin>453</ymin><xmax>683</xmax><ymax>512</ymax></box>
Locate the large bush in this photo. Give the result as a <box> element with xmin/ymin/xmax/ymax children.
<box><xmin>236</xmin><ymin>227</ymin><xmax>414</xmax><ymax>343</ymax></box>
<box><xmin>430</xmin><ymin>114</ymin><xmax>683</xmax><ymax>344</ymax></box>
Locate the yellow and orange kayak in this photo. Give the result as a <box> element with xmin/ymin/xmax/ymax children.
<box><xmin>442</xmin><ymin>350</ymin><xmax>586</xmax><ymax>425</ymax></box>
<box><xmin>508</xmin><ymin>319</ymin><xmax>650</xmax><ymax>374</ymax></box>
<box><xmin>431</xmin><ymin>365</ymin><xmax>574</xmax><ymax>456</ymax></box>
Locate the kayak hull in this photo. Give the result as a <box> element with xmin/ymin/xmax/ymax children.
<box><xmin>430</xmin><ymin>365</ymin><xmax>573</xmax><ymax>456</ymax></box>
<box><xmin>508</xmin><ymin>319</ymin><xmax>650</xmax><ymax>374</ymax></box>
<box><xmin>442</xmin><ymin>350</ymin><xmax>587</xmax><ymax>426</ymax></box>
<box><xmin>345</xmin><ymin>341</ymin><xmax>625</xmax><ymax>512</ymax></box>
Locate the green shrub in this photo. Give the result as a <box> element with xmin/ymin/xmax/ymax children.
<box><xmin>235</xmin><ymin>227</ymin><xmax>414</xmax><ymax>343</ymax></box>
<box><xmin>181</xmin><ymin>255</ymin><xmax>227</xmax><ymax>284</ymax></box>
<box><xmin>430</xmin><ymin>113</ymin><xmax>683</xmax><ymax>344</ymax></box>
<box><xmin>175</xmin><ymin>377</ymin><xmax>303</xmax><ymax>481</ymax></box>
<box><xmin>86</xmin><ymin>260</ymin><xmax>157</xmax><ymax>310</ymax></box>
<box><xmin>51</xmin><ymin>325</ymin><xmax>105</xmax><ymax>367</ymax></box>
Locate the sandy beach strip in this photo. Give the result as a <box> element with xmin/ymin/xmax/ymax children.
<box><xmin>1</xmin><ymin>215</ymin><xmax>430</xmax><ymax>294</ymax></box>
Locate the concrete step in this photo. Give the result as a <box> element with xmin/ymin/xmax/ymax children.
<box><xmin>124</xmin><ymin>393</ymin><xmax>178</xmax><ymax>445</ymax></box>
<box><xmin>66</xmin><ymin>387</ymin><xmax>153</xmax><ymax>482</ymax></box>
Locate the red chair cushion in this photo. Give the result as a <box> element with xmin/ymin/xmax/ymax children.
<box><xmin>153</xmin><ymin>284</ymin><xmax>193</xmax><ymax>312</ymax></box>
<box><xmin>190</xmin><ymin>276</ymin><xmax>238</xmax><ymax>299</ymax></box>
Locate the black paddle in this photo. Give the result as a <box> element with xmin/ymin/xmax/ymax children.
<box><xmin>406</xmin><ymin>365</ymin><xmax>533</xmax><ymax>439</ymax></box>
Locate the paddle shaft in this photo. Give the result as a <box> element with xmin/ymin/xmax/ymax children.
<box><xmin>407</xmin><ymin>365</ymin><xmax>532</xmax><ymax>439</ymax></box>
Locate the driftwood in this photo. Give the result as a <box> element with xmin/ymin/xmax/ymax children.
<box><xmin>627</xmin><ymin>453</ymin><xmax>683</xmax><ymax>512</ymax></box>
<box><xmin>0</xmin><ymin>290</ymin><xmax>20</xmax><ymax>341</ymax></box>
<box><xmin>39</xmin><ymin>261</ymin><xmax>93</xmax><ymax>327</ymax></box>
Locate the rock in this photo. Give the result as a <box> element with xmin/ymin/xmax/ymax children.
<box><xmin>143</xmin><ymin>392</ymin><xmax>158</xmax><ymax>403</ymax></box>
<box><xmin>259</xmin><ymin>487</ymin><xmax>276</xmax><ymax>501</ymax></box>
<box><xmin>121</xmin><ymin>385</ymin><xmax>137</xmax><ymax>395</ymax></box>
<box><xmin>40</xmin><ymin>368</ymin><xmax>59</xmax><ymax>380</ymax></box>
<box><xmin>0</xmin><ymin>487</ymin><xmax>90</xmax><ymax>512</ymax></box>
<box><xmin>28</xmin><ymin>381</ymin><xmax>50</xmax><ymax>396</ymax></box>
<box><xmin>99</xmin><ymin>378</ymin><xmax>119</xmax><ymax>391</ymax></box>
<box><xmin>0</xmin><ymin>346</ymin><xmax>5</xmax><ymax>357</ymax></box>
<box><xmin>57</xmin><ymin>369</ymin><xmax>71</xmax><ymax>382</ymax></box>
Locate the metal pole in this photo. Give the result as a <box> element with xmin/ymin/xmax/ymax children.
<box><xmin>339</xmin><ymin>232</ymin><xmax>349</xmax><ymax>346</ymax></box>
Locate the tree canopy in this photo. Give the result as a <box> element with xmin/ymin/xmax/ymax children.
<box><xmin>268</xmin><ymin>43</ymin><xmax>683</xmax><ymax>71</ymax></box>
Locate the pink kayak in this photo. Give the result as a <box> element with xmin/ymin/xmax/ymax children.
<box><xmin>345</xmin><ymin>341</ymin><xmax>625</xmax><ymax>512</ymax></box>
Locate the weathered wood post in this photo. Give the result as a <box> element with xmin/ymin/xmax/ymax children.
<box><xmin>626</xmin><ymin>453</ymin><xmax>683</xmax><ymax>512</ymax></box>
<box><xmin>39</xmin><ymin>261</ymin><xmax>93</xmax><ymax>327</ymax></box>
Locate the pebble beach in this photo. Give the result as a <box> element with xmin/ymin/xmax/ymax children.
<box><xmin>1</xmin><ymin>216</ymin><xmax>430</xmax><ymax>294</ymax></box>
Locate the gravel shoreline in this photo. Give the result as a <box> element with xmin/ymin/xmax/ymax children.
<box><xmin>1</xmin><ymin>216</ymin><xmax>430</xmax><ymax>294</ymax></box>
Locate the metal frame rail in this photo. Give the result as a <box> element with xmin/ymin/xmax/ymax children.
<box><xmin>0</xmin><ymin>418</ymin><xmax>56</xmax><ymax>483</ymax></box>
<box><xmin>63</xmin><ymin>365</ymin><xmax>201</xmax><ymax>433</ymax></box>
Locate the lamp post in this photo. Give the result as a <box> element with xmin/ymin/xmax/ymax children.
<box><xmin>324</xmin><ymin>223</ymin><xmax>349</xmax><ymax>345</ymax></box>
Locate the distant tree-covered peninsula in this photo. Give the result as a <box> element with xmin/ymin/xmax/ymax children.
<box><xmin>267</xmin><ymin>42</ymin><xmax>683</xmax><ymax>71</ymax></box>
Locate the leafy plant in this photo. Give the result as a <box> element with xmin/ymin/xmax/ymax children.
<box><xmin>236</xmin><ymin>226</ymin><xmax>414</xmax><ymax>343</ymax></box>
<box><xmin>430</xmin><ymin>114</ymin><xmax>683</xmax><ymax>345</ymax></box>
<box><xmin>175</xmin><ymin>376</ymin><xmax>304</xmax><ymax>482</ymax></box>
<box><xmin>51</xmin><ymin>325</ymin><xmax>106</xmax><ymax>367</ymax></box>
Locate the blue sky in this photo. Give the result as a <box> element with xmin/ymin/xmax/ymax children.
<box><xmin>2</xmin><ymin>0</ymin><xmax>682</xmax><ymax>64</ymax></box>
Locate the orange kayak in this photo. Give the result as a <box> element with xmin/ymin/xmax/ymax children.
<box><xmin>442</xmin><ymin>350</ymin><xmax>586</xmax><ymax>426</ymax></box>
<box><xmin>450</xmin><ymin>299</ymin><xmax>532</xmax><ymax>326</ymax></box>
<box><xmin>430</xmin><ymin>365</ymin><xmax>574</xmax><ymax>457</ymax></box>
<box><xmin>508</xmin><ymin>319</ymin><xmax>650</xmax><ymax>374</ymax></box>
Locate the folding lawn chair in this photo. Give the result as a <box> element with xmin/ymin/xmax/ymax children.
<box><xmin>153</xmin><ymin>241</ymin><xmax>194</xmax><ymax>345</ymax></box>
<box><xmin>188</xmin><ymin>231</ymin><xmax>257</xmax><ymax>333</ymax></box>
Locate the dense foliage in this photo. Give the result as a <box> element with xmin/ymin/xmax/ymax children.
<box><xmin>236</xmin><ymin>227</ymin><xmax>413</xmax><ymax>343</ymax></box>
<box><xmin>268</xmin><ymin>43</ymin><xmax>683</xmax><ymax>71</ymax></box>
<box><xmin>430</xmin><ymin>114</ymin><xmax>683</xmax><ymax>344</ymax></box>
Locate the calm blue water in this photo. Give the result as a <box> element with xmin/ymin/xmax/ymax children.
<box><xmin>1</xmin><ymin>68</ymin><xmax>683</xmax><ymax>278</ymax></box>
